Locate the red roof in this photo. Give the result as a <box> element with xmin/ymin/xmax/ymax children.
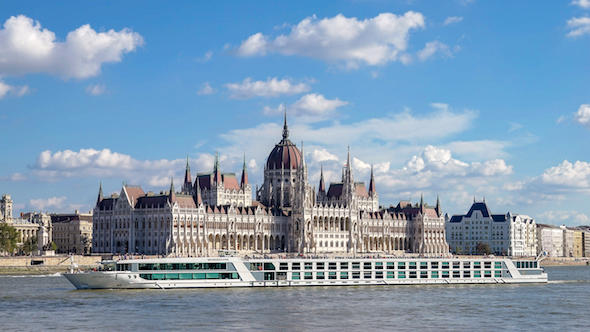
<box><xmin>266</xmin><ymin>139</ymin><xmax>301</xmax><ymax>170</ymax></box>
<box><xmin>124</xmin><ymin>186</ymin><xmax>145</xmax><ymax>206</ymax></box>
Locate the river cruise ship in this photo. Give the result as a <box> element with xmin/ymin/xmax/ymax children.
<box><xmin>63</xmin><ymin>256</ymin><xmax>547</xmax><ymax>289</ymax></box>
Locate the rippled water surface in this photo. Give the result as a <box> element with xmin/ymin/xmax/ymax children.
<box><xmin>1</xmin><ymin>266</ymin><xmax>589</xmax><ymax>331</ymax></box>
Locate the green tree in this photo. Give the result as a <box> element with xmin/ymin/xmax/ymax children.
<box><xmin>50</xmin><ymin>241</ymin><xmax>58</xmax><ymax>251</ymax></box>
<box><xmin>475</xmin><ymin>242</ymin><xmax>491</xmax><ymax>255</ymax></box>
<box><xmin>21</xmin><ymin>236</ymin><xmax>37</xmax><ymax>255</ymax></box>
<box><xmin>0</xmin><ymin>223</ymin><xmax>19</xmax><ymax>255</ymax></box>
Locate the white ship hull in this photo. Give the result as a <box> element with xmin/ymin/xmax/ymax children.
<box><xmin>63</xmin><ymin>256</ymin><xmax>548</xmax><ymax>290</ymax></box>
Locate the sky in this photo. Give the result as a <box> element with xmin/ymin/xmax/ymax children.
<box><xmin>0</xmin><ymin>0</ymin><xmax>589</xmax><ymax>226</ymax></box>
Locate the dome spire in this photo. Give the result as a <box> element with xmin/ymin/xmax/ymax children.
<box><xmin>282</xmin><ymin>106</ymin><xmax>289</xmax><ymax>140</ymax></box>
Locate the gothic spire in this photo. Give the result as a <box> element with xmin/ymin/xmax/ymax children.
<box><xmin>282</xmin><ymin>106</ymin><xmax>289</xmax><ymax>140</ymax></box>
<box><xmin>194</xmin><ymin>175</ymin><xmax>202</xmax><ymax>205</ymax></box>
<box><xmin>420</xmin><ymin>193</ymin><xmax>424</xmax><ymax>210</ymax></box>
<box><xmin>213</xmin><ymin>152</ymin><xmax>222</xmax><ymax>184</ymax></box>
<box><xmin>368</xmin><ymin>164</ymin><xmax>376</xmax><ymax>195</ymax></box>
<box><xmin>168</xmin><ymin>177</ymin><xmax>175</xmax><ymax>203</ymax></box>
<box><xmin>319</xmin><ymin>164</ymin><xmax>326</xmax><ymax>193</ymax></box>
<box><xmin>435</xmin><ymin>194</ymin><xmax>441</xmax><ymax>217</ymax></box>
<box><xmin>183</xmin><ymin>156</ymin><xmax>192</xmax><ymax>193</ymax></box>
<box><xmin>97</xmin><ymin>181</ymin><xmax>103</xmax><ymax>204</ymax></box>
<box><xmin>240</xmin><ymin>154</ymin><xmax>248</xmax><ymax>187</ymax></box>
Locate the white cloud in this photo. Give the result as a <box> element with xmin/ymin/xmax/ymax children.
<box><xmin>417</xmin><ymin>41</ymin><xmax>453</xmax><ymax>61</ymax></box>
<box><xmin>572</xmin><ymin>0</ymin><xmax>590</xmax><ymax>9</ymax></box>
<box><xmin>443</xmin><ymin>16</ymin><xmax>463</xmax><ymax>25</ymax></box>
<box><xmin>443</xmin><ymin>140</ymin><xmax>510</xmax><ymax>160</ymax></box>
<box><xmin>0</xmin><ymin>80</ymin><xmax>29</xmax><ymax>99</ymax></box>
<box><xmin>575</xmin><ymin>104</ymin><xmax>590</xmax><ymax>127</ymax></box>
<box><xmin>225</xmin><ymin>77</ymin><xmax>310</xmax><ymax>99</ymax></box>
<box><xmin>566</xmin><ymin>16</ymin><xmax>590</xmax><ymax>37</ymax></box>
<box><xmin>538</xmin><ymin>210</ymin><xmax>590</xmax><ymax>226</ymax></box>
<box><xmin>197</xmin><ymin>82</ymin><xmax>215</xmax><ymax>95</ymax></box>
<box><xmin>29</xmin><ymin>196</ymin><xmax>67</xmax><ymax>211</ymax></box>
<box><xmin>311</xmin><ymin>148</ymin><xmax>339</xmax><ymax>163</ymax></box>
<box><xmin>196</xmin><ymin>50</ymin><xmax>213</xmax><ymax>63</ymax></box>
<box><xmin>541</xmin><ymin>160</ymin><xmax>590</xmax><ymax>189</ymax></box>
<box><xmin>85</xmin><ymin>83</ymin><xmax>105</xmax><ymax>96</ymax></box>
<box><xmin>0</xmin><ymin>15</ymin><xmax>143</xmax><ymax>79</ymax></box>
<box><xmin>237</xmin><ymin>12</ymin><xmax>425</xmax><ymax>67</ymax></box>
<box><xmin>263</xmin><ymin>93</ymin><xmax>348</xmax><ymax>122</ymax></box>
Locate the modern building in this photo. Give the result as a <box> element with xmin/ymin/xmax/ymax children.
<box><xmin>536</xmin><ymin>224</ymin><xmax>564</xmax><ymax>257</ymax></box>
<box><xmin>561</xmin><ymin>225</ymin><xmax>574</xmax><ymax>257</ymax></box>
<box><xmin>51</xmin><ymin>211</ymin><xmax>93</xmax><ymax>254</ymax></box>
<box><xmin>92</xmin><ymin>116</ymin><xmax>449</xmax><ymax>256</ymax></box>
<box><xmin>573</xmin><ymin>229</ymin><xmax>584</xmax><ymax>257</ymax></box>
<box><xmin>445</xmin><ymin>201</ymin><xmax>537</xmax><ymax>256</ymax></box>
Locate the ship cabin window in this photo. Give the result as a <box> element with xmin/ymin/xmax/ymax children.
<box><xmin>116</xmin><ymin>264</ymin><xmax>130</xmax><ymax>271</ymax></box>
<box><xmin>430</xmin><ymin>262</ymin><xmax>438</xmax><ymax>269</ymax></box>
<box><xmin>364</xmin><ymin>271</ymin><xmax>372</xmax><ymax>279</ymax></box>
<box><xmin>473</xmin><ymin>271</ymin><xmax>481</xmax><ymax>278</ymax></box>
<box><xmin>420</xmin><ymin>271</ymin><xmax>428</xmax><ymax>279</ymax></box>
<box><xmin>474</xmin><ymin>262</ymin><xmax>481</xmax><ymax>269</ymax></box>
<box><xmin>352</xmin><ymin>272</ymin><xmax>361</xmax><ymax>279</ymax></box>
<box><xmin>292</xmin><ymin>272</ymin><xmax>301</xmax><ymax>280</ymax></box>
<box><xmin>453</xmin><ymin>271</ymin><xmax>460</xmax><ymax>278</ymax></box>
<box><xmin>494</xmin><ymin>262</ymin><xmax>502</xmax><ymax>269</ymax></box>
<box><xmin>376</xmin><ymin>271</ymin><xmax>384</xmax><ymax>279</ymax></box>
<box><xmin>484</xmin><ymin>262</ymin><xmax>492</xmax><ymax>269</ymax></box>
<box><xmin>463</xmin><ymin>271</ymin><xmax>470</xmax><ymax>278</ymax></box>
<box><xmin>442</xmin><ymin>262</ymin><xmax>449</xmax><ymax>269</ymax></box>
<box><xmin>463</xmin><ymin>262</ymin><xmax>470</xmax><ymax>269</ymax></box>
<box><xmin>316</xmin><ymin>272</ymin><xmax>325</xmax><ymax>280</ymax></box>
<box><xmin>352</xmin><ymin>262</ymin><xmax>360</xmax><ymax>269</ymax></box>
<box><xmin>264</xmin><ymin>263</ymin><xmax>276</xmax><ymax>271</ymax></box>
<box><xmin>409</xmin><ymin>271</ymin><xmax>417</xmax><ymax>279</ymax></box>
<box><xmin>442</xmin><ymin>271</ymin><xmax>450</xmax><ymax>278</ymax></box>
<box><xmin>250</xmin><ymin>263</ymin><xmax>264</xmax><ymax>271</ymax></box>
<box><xmin>304</xmin><ymin>272</ymin><xmax>313</xmax><ymax>280</ymax></box>
<box><xmin>341</xmin><ymin>272</ymin><xmax>349</xmax><ymax>279</ymax></box>
<box><xmin>431</xmin><ymin>271</ymin><xmax>439</xmax><ymax>278</ymax></box>
<box><xmin>305</xmin><ymin>262</ymin><xmax>313</xmax><ymax>270</ymax></box>
<box><xmin>279</xmin><ymin>263</ymin><xmax>289</xmax><ymax>271</ymax></box>
<box><xmin>516</xmin><ymin>262</ymin><xmax>521</xmax><ymax>268</ymax></box>
<box><xmin>329</xmin><ymin>262</ymin><xmax>337</xmax><ymax>270</ymax></box>
<box><xmin>387</xmin><ymin>262</ymin><xmax>395</xmax><ymax>270</ymax></box>
<box><xmin>264</xmin><ymin>272</ymin><xmax>275</xmax><ymax>281</ymax></box>
<box><xmin>409</xmin><ymin>262</ymin><xmax>417</xmax><ymax>269</ymax></box>
<box><xmin>375</xmin><ymin>262</ymin><xmax>383</xmax><ymax>270</ymax></box>
<box><xmin>452</xmin><ymin>262</ymin><xmax>460</xmax><ymax>269</ymax></box>
<box><xmin>420</xmin><ymin>262</ymin><xmax>428</xmax><ymax>270</ymax></box>
<box><xmin>387</xmin><ymin>271</ymin><xmax>395</xmax><ymax>279</ymax></box>
<box><xmin>484</xmin><ymin>271</ymin><xmax>492</xmax><ymax>278</ymax></box>
<box><xmin>398</xmin><ymin>271</ymin><xmax>406</xmax><ymax>279</ymax></box>
<box><xmin>495</xmin><ymin>271</ymin><xmax>502</xmax><ymax>277</ymax></box>
<box><xmin>340</xmin><ymin>262</ymin><xmax>348</xmax><ymax>269</ymax></box>
<box><xmin>292</xmin><ymin>263</ymin><xmax>301</xmax><ymax>270</ymax></box>
<box><xmin>398</xmin><ymin>262</ymin><xmax>406</xmax><ymax>269</ymax></box>
<box><xmin>139</xmin><ymin>272</ymin><xmax>238</xmax><ymax>280</ymax></box>
<box><xmin>329</xmin><ymin>272</ymin><xmax>337</xmax><ymax>279</ymax></box>
<box><xmin>316</xmin><ymin>262</ymin><xmax>325</xmax><ymax>270</ymax></box>
<box><xmin>277</xmin><ymin>272</ymin><xmax>287</xmax><ymax>280</ymax></box>
<box><xmin>363</xmin><ymin>262</ymin><xmax>372</xmax><ymax>270</ymax></box>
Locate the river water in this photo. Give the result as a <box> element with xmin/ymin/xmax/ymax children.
<box><xmin>1</xmin><ymin>266</ymin><xmax>589</xmax><ymax>331</ymax></box>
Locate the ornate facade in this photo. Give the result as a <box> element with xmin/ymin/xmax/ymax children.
<box><xmin>92</xmin><ymin>117</ymin><xmax>449</xmax><ymax>256</ymax></box>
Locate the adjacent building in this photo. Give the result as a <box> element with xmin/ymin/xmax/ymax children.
<box><xmin>92</xmin><ymin>117</ymin><xmax>449</xmax><ymax>256</ymax></box>
<box><xmin>536</xmin><ymin>224</ymin><xmax>565</xmax><ymax>257</ymax></box>
<box><xmin>1</xmin><ymin>194</ymin><xmax>43</xmax><ymax>250</ymax></box>
<box><xmin>51</xmin><ymin>211</ymin><xmax>93</xmax><ymax>254</ymax></box>
<box><xmin>445</xmin><ymin>201</ymin><xmax>537</xmax><ymax>256</ymax></box>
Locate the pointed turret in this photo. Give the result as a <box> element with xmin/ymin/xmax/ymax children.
<box><xmin>183</xmin><ymin>156</ymin><xmax>193</xmax><ymax>194</ymax></box>
<box><xmin>97</xmin><ymin>182</ymin><xmax>103</xmax><ymax>205</ymax></box>
<box><xmin>435</xmin><ymin>194</ymin><xmax>441</xmax><ymax>217</ymax></box>
<box><xmin>318</xmin><ymin>164</ymin><xmax>326</xmax><ymax>194</ymax></box>
<box><xmin>193</xmin><ymin>176</ymin><xmax>202</xmax><ymax>205</ymax></box>
<box><xmin>213</xmin><ymin>152</ymin><xmax>222</xmax><ymax>185</ymax></box>
<box><xmin>240</xmin><ymin>154</ymin><xmax>249</xmax><ymax>187</ymax></box>
<box><xmin>168</xmin><ymin>177</ymin><xmax>175</xmax><ymax>203</ymax></box>
<box><xmin>282</xmin><ymin>107</ymin><xmax>289</xmax><ymax>140</ymax></box>
<box><xmin>420</xmin><ymin>193</ymin><xmax>424</xmax><ymax>212</ymax></box>
<box><xmin>368</xmin><ymin>164</ymin><xmax>376</xmax><ymax>195</ymax></box>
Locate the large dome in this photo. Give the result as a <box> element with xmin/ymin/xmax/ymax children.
<box><xmin>265</xmin><ymin>115</ymin><xmax>302</xmax><ymax>170</ymax></box>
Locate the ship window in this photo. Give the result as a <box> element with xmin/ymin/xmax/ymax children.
<box><xmin>441</xmin><ymin>262</ymin><xmax>449</xmax><ymax>269</ymax></box>
<box><xmin>431</xmin><ymin>271</ymin><xmax>439</xmax><ymax>278</ymax></box>
<box><xmin>463</xmin><ymin>262</ymin><xmax>470</xmax><ymax>269</ymax></box>
<box><xmin>352</xmin><ymin>272</ymin><xmax>360</xmax><ymax>279</ymax></box>
<box><xmin>484</xmin><ymin>262</ymin><xmax>492</xmax><ymax>269</ymax></box>
<box><xmin>375</xmin><ymin>262</ymin><xmax>383</xmax><ymax>270</ymax></box>
<box><xmin>420</xmin><ymin>262</ymin><xmax>428</xmax><ymax>270</ymax></box>
<box><xmin>463</xmin><ymin>271</ymin><xmax>470</xmax><ymax>278</ymax></box>
<box><xmin>387</xmin><ymin>271</ymin><xmax>395</xmax><ymax>279</ymax></box>
<box><xmin>363</xmin><ymin>262</ymin><xmax>372</xmax><ymax>270</ymax></box>
<box><xmin>194</xmin><ymin>273</ymin><xmax>206</xmax><ymax>279</ymax></box>
<box><xmin>264</xmin><ymin>263</ymin><xmax>275</xmax><ymax>271</ymax></box>
<box><xmin>473</xmin><ymin>271</ymin><xmax>481</xmax><ymax>278</ymax></box>
<box><xmin>316</xmin><ymin>272</ymin><xmax>325</xmax><ymax>280</ymax></box>
<box><xmin>495</xmin><ymin>271</ymin><xmax>502</xmax><ymax>277</ymax></box>
<box><xmin>280</xmin><ymin>263</ymin><xmax>289</xmax><ymax>271</ymax></box>
<box><xmin>409</xmin><ymin>271</ymin><xmax>417</xmax><ymax>279</ymax></box>
<box><xmin>430</xmin><ymin>262</ymin><xmax>438</xmax><ymax>269</ymax></box>
<box><xmin>305</xmin><ymin>262</ymin><xmax>313</xmax><ymax>270</ymax></box>
<box><xmin>398</xmin><ymin>262</ymin><xmax>406</xmax><ymax>269</ymax></box>
<box><xmin>474</xmin><ymin>262</ymin><xmax>481</xmax><ymax>269</ymax></box>
<box><xmin>494</xmin><ymin>262</ymin><xmax>502</xmax><ymax>269</ymax></box>
<box><xmin>363</xmin><ymin>271</ymin><xmax>372</xmax><ymax>279</ymax></box>
<box><xmin>340</xmin><ymin>272</ymin><xmax>349</xmax><ymax>279</ymax></box>
<box><xmin>386</xmin><ymin>262</ymin><xmax>395</xmax><ymax>270</ymax></box>
<box><xmin>316</xmin><ymin>262</ymin><xmax>325</xmax><ymax>270</ymax></box>
<box><xmin>304</xmin><ymin>272</ymin><xmax>313</xmax><ymax>280</ymax></box>
<box><xmin>329</xmin><ymin>262</ymin><xmax>337</xmax><ymax>270</ymax></box>
<box><xmin>329</xmin><ymin>272</ymin><xmax>337</xmax><ymax>279</ymax></box>
<box><xmin>398</xmin><ymin>271</ymin><xmax>406</xmax><ymax>279</ymax></box>
<box><xmin>442</xmin><ymin>271</ymin><xmax>449</xmax><ymax>278</ymax></box>
<box><xmin>452</xmin><ymin>271</ymin><xmax>460</xmax><ymax>278</ymax></box>
<box><xmin>376</xmin><ymin>271</ymin><xmax>384</xmax><ymax>279</ymax></box>
<box><xmin>206</xmin><ymin>273</ymin><xmax>220</xmax><ymax>279</ymax></box>
<box><xmin>484</xmin><ymin>271</ymin><xmax>492</xmax><ymax>278</ymax></box>
<box><xmin>409</xmin><ymin>262</ymin><xmax>417</xmax><ymax>269</ymax></box>
<box><xmin>292</xmin><ymin>272</ymin><xmax>300</xmax><ymax>280</ymax></box>
<box><xmin>452</xmin><ymin>262</ymin><xmax>460</xmax><ymax>269</ymax></box>
<box><xmin>292</xmin><ymin>263</ymin><xmax>301</xmax><ymax>270</ymax></box>
<box><xmin>420</xmin><ymin>271</ymin><xmax>428</xmax><ymax>279</ymax></box>
<box><xmin>264</xmin><ymin>272</ymin><xmax>275</xmax><ymax>281</ymax></box>
<box><xmin>340</xmin><ymin>262</ymin><xmax>348</xmax><ymax>269</ymax></box>
<box><xmin>352</xmin><ymin>262</ymin><xmax>360</xmax><ymax>269</ymax></box>
<box><xmin>167</xmin><ymin>273</ymin><xmax>179</xmax><ymax>280</ymax></box>
<box><xmin>180</xmin><ymin>273</ymin><xmax>192</xmax><ymax>280</ymax></box>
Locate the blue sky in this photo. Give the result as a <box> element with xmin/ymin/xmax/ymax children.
<box><xmin>1</xmin><ymin>0</ymin><xmax>589</xmax><ymax>225</ymax></box>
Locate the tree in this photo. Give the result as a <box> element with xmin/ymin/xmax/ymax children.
<box><xmin>50</xmin><ymin>241</ymin><xmax>58</xmax><ymax>251</ymax></box>
<box><xmin>475</xmin><ymin>242</ymin><xmax>491</xmax><ymax>255</ymax></box>
<box><xmin>21</xmin><ymin>236</ymin><xmax>37</xmax><ymax>255</ymax></box>
<box><xmin>0</xmin><ymin>223</ymin><xmax>19</xmax><ymax>255</ymax></box>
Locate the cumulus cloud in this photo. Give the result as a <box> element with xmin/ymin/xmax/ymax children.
<box><xmin>0</xmin><ymin>15</ymin><xmax>143</xmax><ymax>79</ymax></box>
<box><xmin>538</xmin><ymin>210</ymin><xmax>590</xmax><ymax>226</ymax></box>
<box><xmin>417</xmin><ymin>41</ymin><xmax>454</xmax><ymax>61</ymax></box>
<box><xmin>566</xmin><ymin>16</ymin><xmax>590</xmax><ymax>37</ymax></box>
<box><xmin>443</xmin><ymin>16</ymin><xmax>463</xmax><ymax>25</ymax></box>
<box><xmin>197</xmin><ymin>82</ymin><xmax>215</xmax><ymax>95</ymax></box>
<box><xmin>575</xmin><ymin>104</ymin><xmax>590</xmax><ymax>127</ymax></box>
<box><xmin>0</xmin><ymin>80</ymin><xmax>29</xmax><ymax>99</ymax></box>
<box><xmin>311</xmin><ymin>148</ymin><xmax>339</xmax><ymax>163</ymax></box>
<box><xmin>263</xmin><ymin>93</ymin><xmax>348</xmax><ymax>122</ymax></box>
<box><xmin>541</xmin><ymin>160</ymin><xmax>590</xmax><ymax>189</ymax></box>
<box><xmin>85</xmin><ymin>83</ymin><xmax>105</xmax><ymax>96</ymax></box>
<box><xmin>225</xmin><ymin>77</ymin><xmax>310</xmax><ymax>99</ymax></box>
<box><xmin>237</xmin><ymin>12</ymin><xmax>425</xmax><ymax>67</ymax></box>
<box><xmin>572</xmin><ymin>0</ymin><xmax>590</xmax><ymax>9</ymax></box>
<box><xmin>29</xmin><ymin>196</ymin><xmax>67</xmax><ymax>210</ymax></box>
